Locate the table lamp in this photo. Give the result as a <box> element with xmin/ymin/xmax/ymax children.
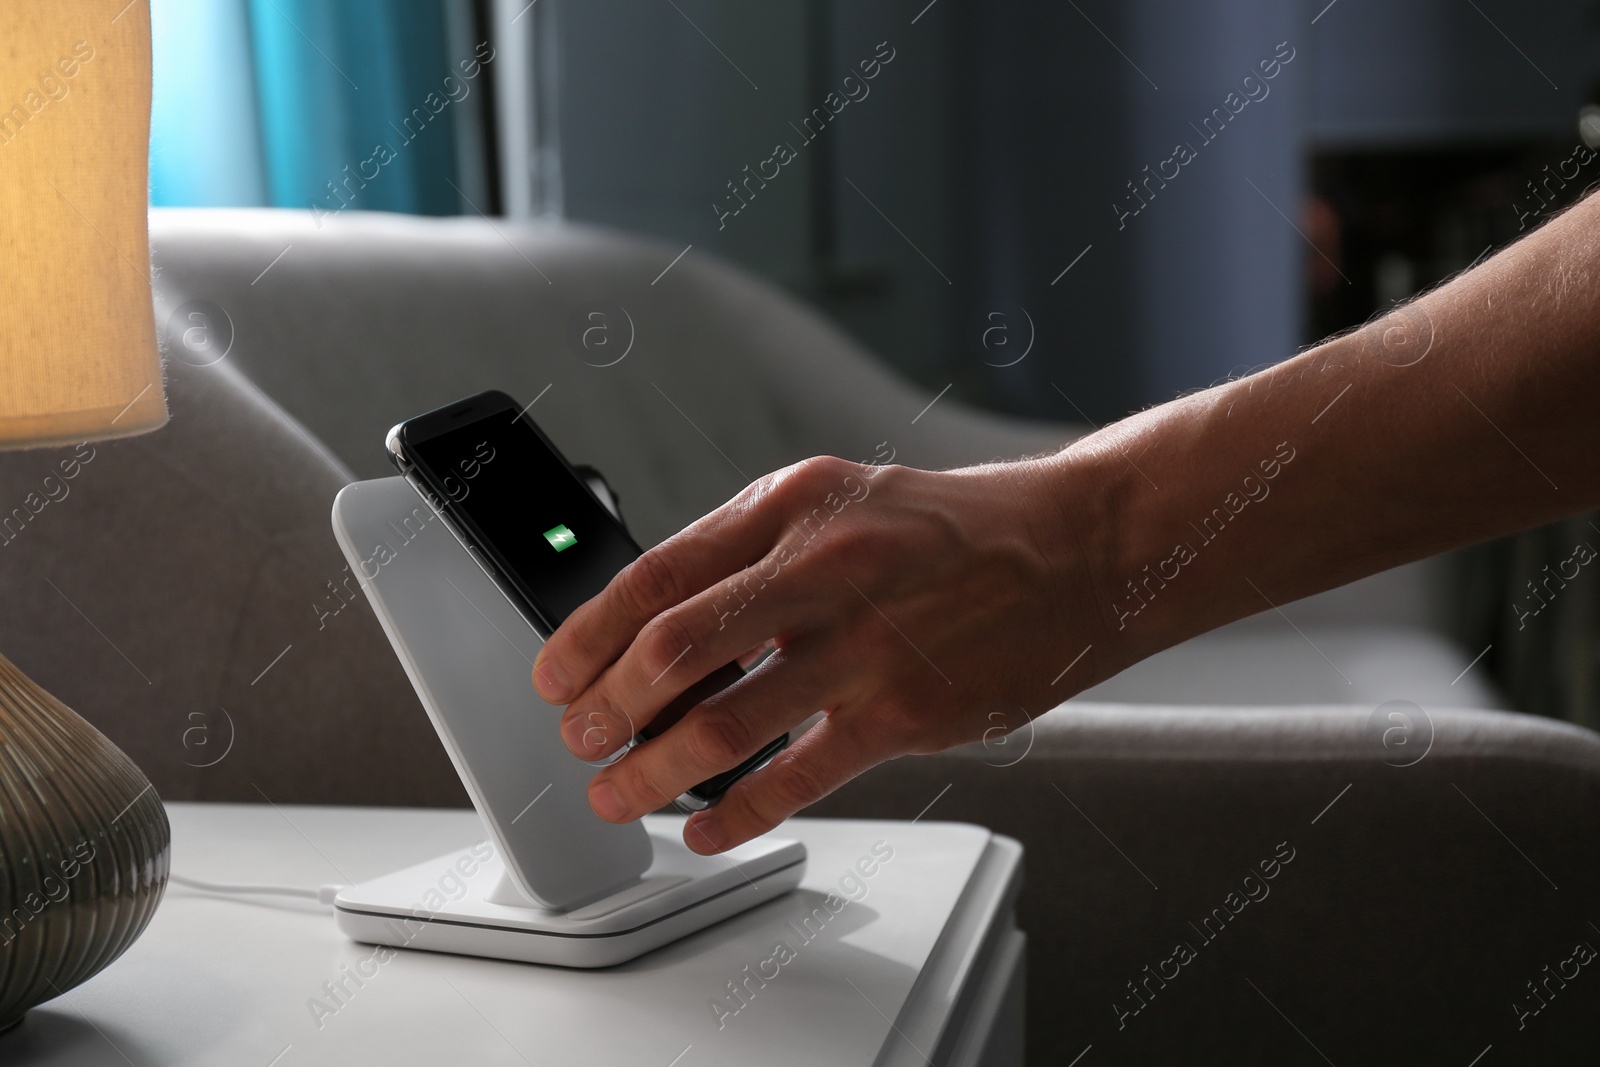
<box><xmin>0</xmin><ymin>2</ymin><xmax>172</xmax><ymax>1034</ymax></box>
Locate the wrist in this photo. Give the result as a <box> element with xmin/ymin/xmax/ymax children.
<box><xmin>1075</xmin><ymin>376</ymin><xmax>1325</xmax><ymax>659</ymax></box>
<box><xmin>1019</xmin><ymin>436</ymin><xmax>1153</xmax><ymax>685</ymax></box>
<box><xmin>1033</xmin><ymin>387</ymin><xmax>1263</xmax><ymax>673</ymax></box>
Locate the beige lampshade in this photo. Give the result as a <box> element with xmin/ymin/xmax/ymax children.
<box><xmin>0</xmin><ymin>2</ymin><xmax>166</xmax><ymax>449</ymax></box>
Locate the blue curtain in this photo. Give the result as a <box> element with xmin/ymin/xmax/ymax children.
<box><xmin>150</xmin><ymin>0</ymin><xmax>469</xmax><ymax>216</ymax></box>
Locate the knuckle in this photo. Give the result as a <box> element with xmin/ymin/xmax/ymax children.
<box><xmin>865</xmin><ymin>458</ymin><xmax>906</xmax><ymax>492</ymax></box>
<box><xmin>611</xmin><ymin>755</ymin><xmax>672</xmax><ymax>811</ymax></box>
<box><xmin>715</xmin><ymin>564</ymin><xmax>771</xmax><ymax>622</ymax></box>
<box><xmin>802</xmin><ymin>453</ymin><xmax>853</xmax><ymax>479</ymax></box>
<box><xmin>622</xmin><ymin>548</ymin><xmax>683</xmax><ymax>618</ymax></box>
<box><xmin>778</xmin><ymin>455</ymin><xmax>850</xmax><ymax>503</ymax></box>
<box><xmin>716</xmin><ymin>794</ymin><xmax>779</xmax><ymax>842</ymax></box>
<box><xmin>735</xmin><ymin>468</ymin><xmax>787</xmax><ymax>511</ymax></box>
<box><xmin>686</xmin><ymin>711</ymin><xmax>753</xmax><ymax>769</ymax></box>
<box><xmin>760</xmin><ymin>755</ymin><xmax>831</xmax><ymax>818</ymax></box>
<box><xmin>640</xmin><ymin>611</ymin><xmax>699</xmax><ymax>680</ymax></box>
<box><xmin>721</xmin><ymin>465</ymin><xmax>798</xmax><ymax>530</ymax></box>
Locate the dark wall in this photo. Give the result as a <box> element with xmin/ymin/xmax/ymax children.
<box><xmin>1310</xmin><ymin>0</ymin><xmax>1599</xmax><ymax>147</ymax></box>
<box><xmin>551</xmin><ymin>0</ymin><xmax>1600</xmax><ymax>424</ymax></box>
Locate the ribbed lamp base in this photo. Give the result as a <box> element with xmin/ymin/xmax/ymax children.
<box><xmin>0</xmin><ymin>650</ymin><xmax>170</xmax><ymax>1033</ymax></box>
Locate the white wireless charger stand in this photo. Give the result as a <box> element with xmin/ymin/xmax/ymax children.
<box><xmin>329</xmin><ymin>477</ymin><xmax>805</xmax><ymax>968</ymax></box>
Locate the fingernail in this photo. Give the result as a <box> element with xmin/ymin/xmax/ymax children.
<box><xmin>561</xmin><ymin>713</ymin><xmax>594</xmax><ymax>756</ymax></box>
<box><xmin>687</xmin><ymin>817</ymin><xmax>727</xmax><ymax>854</ymax></box>
<box><xmin>533</xmin><ymin>656</ymin><xmax>570</xmax><ymax>703</ymax></box>
<box><xmin>590</xmin><ymin>781</ymin><xmax>627</xmax><ymax>822</ymax></box>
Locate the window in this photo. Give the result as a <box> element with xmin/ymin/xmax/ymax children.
<box><xmin>148</xmin><ymin>0</ymin><xmax>495</xmax><ymax>216</ymax></box>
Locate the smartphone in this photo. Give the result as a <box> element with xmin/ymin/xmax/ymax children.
<box><xmin>385</xmin><ymin>389</ymin><xmax>787</xmax><ymax>811</ymax></box>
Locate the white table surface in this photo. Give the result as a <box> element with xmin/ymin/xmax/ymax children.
<box><xmin>3</xmin><ymin>803</ymin><xmax>1017</xmax><ymax>1067</ymax></box>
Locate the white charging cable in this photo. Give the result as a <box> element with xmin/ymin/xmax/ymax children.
<box><xmin>169</xmin><ymin>874</ymin><xmax>347</xmax><ymax>906</ymax></box>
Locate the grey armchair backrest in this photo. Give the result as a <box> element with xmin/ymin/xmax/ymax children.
<box><xmin>148</xmin><ymin>208</ymin><xmax>1077</xmax><ymax>549</ymax></box>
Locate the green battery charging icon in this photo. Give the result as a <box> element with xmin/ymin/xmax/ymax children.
<box><xmin>543</xmin><ymin>524</ymin><xmax>576</xmax><ymax>552</ymax></box>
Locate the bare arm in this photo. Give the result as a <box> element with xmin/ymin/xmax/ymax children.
<box><xmin>1076</xmin><ymin>189</ymin><xmax>1600</xmax><ymax>675</ymax></box>
<box><xmin>533</xmin><ymin>192</ymin><xmax>1600</xmax><ymax>854</ymax></box>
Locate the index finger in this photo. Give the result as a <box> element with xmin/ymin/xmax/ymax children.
<box><xmin>532</xmin><ymin>473</ymin><xmax>787</xmax><ymax>704</ymax></box>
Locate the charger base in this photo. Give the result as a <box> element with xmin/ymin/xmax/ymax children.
<box><xmin>334</xmin><ymin>817</ymin><xmax>806</xmax><ymax>968</ymax></box>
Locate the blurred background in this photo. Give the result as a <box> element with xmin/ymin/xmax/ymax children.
<box><xmin>145</xmin><ymin>0</ymin><xmax>1600</xmax><ymax>723</ymax></box>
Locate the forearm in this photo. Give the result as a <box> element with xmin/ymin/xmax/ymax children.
<box><xmin>1048</xmin><ymin>191</ymin><xmax>1600</xmax><ymax>677</ymax></box>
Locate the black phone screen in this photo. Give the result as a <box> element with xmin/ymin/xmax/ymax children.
<box><xmin>407</xmin><ymin>413</ymin><xmax>640</xmax><ymax>632</ymax></box>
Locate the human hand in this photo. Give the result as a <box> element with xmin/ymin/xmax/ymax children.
<box><xmin>531</xmin><ymin>454</ymin><xmax>1106</xmax><ymax>854</ymax></box>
